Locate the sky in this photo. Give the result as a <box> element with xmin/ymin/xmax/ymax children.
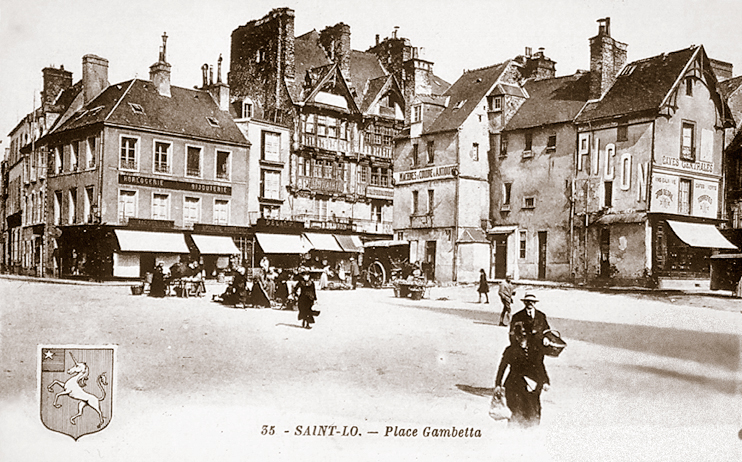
<box><xmin>2</xmin><ymin>0</ymin><xmax>742</xmax><ymax>148</ymax></box>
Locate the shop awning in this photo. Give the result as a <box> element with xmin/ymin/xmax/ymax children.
<box><xmin>666</xmin><ymin>221</ymin><xmax>737</xmax><ymax>249</ymax></box>
<box><xmin>191</xmin><ymin>234</ymin><xmax>240</xmax><ymax>255</ymax></box>
<box><xmin>114</xmin><ymin>229</ymin><xmax>189</xmax><ymax>253</ymax></box>
<box><xmin>334</xmin><ymin>234</ymin><xmax>363</xmax><ymax>252</ymax></box>
<box><xmin>302</xmin><ymin>233</ymin><xmax>344</xmax><ymax>252</ymax></box>
<box><xmin>255</xmin><ymin>233</ymin><xmax>308</xmax><ymax>254</ymax></box>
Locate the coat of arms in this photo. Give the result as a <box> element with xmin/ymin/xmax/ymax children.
<box><xmin>39</xmin><ymin>346</ymin><xmax>115</xmax><ymax>440</ymax></box>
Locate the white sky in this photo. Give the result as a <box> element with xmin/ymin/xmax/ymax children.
<box><xmin>2</xmin><ymin>0</ymin><xmax>741</xmax><ymax>147</ymax></box>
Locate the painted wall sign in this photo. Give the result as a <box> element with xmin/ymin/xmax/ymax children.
<box><xmin>394</xmin><ymin>164</ymin><xmax>457</xmax><ymax>185</ymax></box>
<box><xmin>650</xmin><ymin>173</ymin><xmax>678</xmax><ymax>213</ymax></box>
<box><xmin>660</xmin><ymin>156</ymin><xmax>713</xmax><ymax>173</ymax></box>
<box><xmin>118</xmin><ymin>174</ymin><xmax>232</xmax><ymax>195</ymax></box>
<box><xmin>692</xmin><ymin>179</ymin><xmax>718</xmax><ymax>218</ymax></box>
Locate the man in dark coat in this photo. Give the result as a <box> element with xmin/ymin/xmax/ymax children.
<box><xmin>295</xmin><ymin>269</ymin><xmax>318</xmax><ymax>329</ymax></box>
<box><xmin>510</xmin><ymin>293</ymin><xmax>551</xmax><ymax>349</ymax></box>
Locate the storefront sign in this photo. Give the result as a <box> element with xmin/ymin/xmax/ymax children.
<box><xmin>394</xmin><ymin>164</ymin><xmax>457</xmax><ymax>185</ymax></box>
<box><xmin>660</xmin><ymin>156</ymin><xmax>714</xmax><ymax>174</ymax></box>
<box><xmin>366</xmin><ymin>185</ymin><xmax>394</xmax><ymax>199</ymax></box>
<box><xmin>118</xmin><ymin>174</ymin><xmax>231</xmax><ymax>195</ymax></box>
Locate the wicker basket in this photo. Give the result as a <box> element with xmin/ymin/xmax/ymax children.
<box><xmin>130</xmin><ymin>285</ymin><xmax>144</xmax><ymax>296</ymax></box>
<box><xmin>542</xmin><ymin>330</ymin><xmax>567</xmax><ymax>357</ymax></box>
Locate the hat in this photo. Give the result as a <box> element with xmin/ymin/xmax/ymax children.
<box><xmin>521</xmin><ymin>293</ymin><xmax>539</xmax><ymax>303</ymax></box>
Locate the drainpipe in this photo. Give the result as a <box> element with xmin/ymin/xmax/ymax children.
<box><xmin>647</xmin><ymin>120</ymin><xmax>655</xmax><ymax>276</ymax></box>
<box><xmin>453</xmin><ymin>129</ymin><xmax>460</xmax><ymax>282</ymax></box>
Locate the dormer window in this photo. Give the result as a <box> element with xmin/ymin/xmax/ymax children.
<box><xmin>685</xmin><ymin>76</ymin><xmax>693</xmax><ymax>96</ymax></box>
<box><xmin>620</xmin><ymin>64</ymin><xmax>636</xmax><ymax>76</ymax></box>
<box><xmin>206</xmin><ymin>117</ymin><xmax>220</xmax><ymax>127</ymax></box>
<box><xmin>412</xmin><ymin>105</ymin><xmax>422</xmax><ymax>123</ymax></box>
<box><xmin>242</xmin><ymin>101</ymin><xmax>253</xmax><ymax>118</ymax></box>
<box><xmin>488</xmin><ymin>96</ymin><xmax>502</xmax><ymax>112</ymax></box>
<box><xmin>129</xmin><ymin>103</ymin><xmax>145</xmax><ymax>114</ymax></box>
<box><xmin>453</xmin><ymin>100</ymin><xmax>466</xmax><ymax>110</ymax></box>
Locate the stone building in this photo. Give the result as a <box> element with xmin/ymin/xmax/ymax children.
<box><xmin>228</xmin><ymin>7</ymin><xmax>448</xmax><ymax>246</ymax></box>
<box><xmin>573</xmin><ymin>22</ymin><xmax>735</xmax><ymax>288</ymax></box>
<box><xmin>41</xmin><ymin>37</ymin><xmax>249</xmax><ymax>279</ymax></box>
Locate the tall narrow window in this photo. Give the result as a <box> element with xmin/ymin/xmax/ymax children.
<box><xmin>412</xmin><ymin>190</ymin><xmax>419</xmax><ymax>214</ymax></box>
<box><xmin>86</xmin><ymin>137</ymin><xmax>96</xmax><ymax>168</ymax></box>
<box><xmin>84</xmin><ymin>187</ymin><xmax>94</xmax><ymax>223</ymax></box>
<box><xmin>547</xmin><ymin>135</ymin><xmax>557</xmax><ymax>151</ymax></box>
<box><xmin>503</xmin><ymin>183</ymin><xmax>512</xmax><ymax>208</ymax></box>
<box><xmin>371</xmin><ymin>202</ymin><xmax>382</xmax><ymax>222</ymax></box>
<box><xmin>524</xmin><ymin>132</ymin><xmax>533</xmax><ymax>152</ymax></box>
<box><xmin>412</xmin><ymin>144</ymin><xmax>419</xmax><ymax>167</ymax></box>
<box><xmin>681</xmin><ymin>122</ymin><xmax>695</xmax><ymax>162</ymax></box>
<box><xmin>184</xmin><ymin>197</ymin><xmax>200</xmax><ymax>225</ymax></box>
<box><xmin>679</xmin><ymin>179</ymin><xmax>691</xmax><ymax>215</ymax></box>
<box><xmin>520</xmin><ymin>231</ymin><xmax>527</xmax><ymax>259</ymax></box>
<box><xmin>261</xmin><ymin>170</ymin><xmax>281</xmax><ymax>199</ymax></box>
<box><xmin>216</xmin><ymin>150</ymin><xmax>231</xmax><ymax>180</ymax></box>
<box><xmin>685</xmin><ymin>76</ymin><xmax>693</xmax><ymax>96</ymax></box>
<box><xmin>118</xmin><ymin>190</ymin><xmax>137</xmax><ymax>222</ymax></box>
<box><xmin>54</xmin><ymin>146</ymin><xmax>63</xmax><ymax>174</ymax></box>
<box><xmin>70</xmin><ymin>142</ymin><xmax>78</xmax><ymax>171</ymax></box>
<box><xmin>427</xmin><ymin>141</ymin><xmax>434</xmax><ymax>164</ymax></box>
<box><xmin>427</xmin><ymin>189</ymin><xmax>434</xmax><ymax>214</ymax></box>
<box><xmin>604</xmin><ymin>181</ymin><xmax>613</xmax><ymax>207</ymax></box>
<box><xmin>120</xmin><ymin>137</ymin><xmax>137</xmax><ymax>170</ymax></box>
<box><xmin>186</xmin><ymin>146</ymin><xmax>202</xmax><ymax>177</ymax></box>
<box><xmin>472</xmin><ymin>143</ymin><xmax>479</xmax><ymax>161</ymax></box>
<box><xmin>413</xmin><ymin>105</ymin><xmax>422</xmax><ymax>122</ymax></box>
<box><xmin>214</xmin><ymin>200</ymin><xmax>229</xmax><ymax>225</ymax></box>
<box><xmin>154</xmin><ymin>141</ymin><xmax>170</xmax><ymax>173</ymax></box>
<box><xmin>68</xmin><ymin>188</ymin><xmax>77</xmax><ymax>224</ymax></box>
<box><xmin>262</xmin><ymin>131</ymin><xmax>281</xmax><ymax>162</ymax></box>
<box><xmin>152</xmin><ymin>193</ymin><xmax>169</xmax><ymax>220</ymax></box>
<box><xmin>54</xmin><ymin>191</ymin><xmax>62</xmax><ymax>225</ymax></box>
<box><xmin>617</xmin><ymin>125</ymin><xmax>628</xmax><ymax>142</ymax></box>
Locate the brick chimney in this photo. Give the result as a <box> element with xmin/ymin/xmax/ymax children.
<box><xmin>42</xmin><ymin>65</ymin><xmax>73</xmax><ymax>111</ymax></box>
<box><xmin>82</xmin><ymin>55</ymin><xmax>109</xmax><ymax>105</ymax></box>
<box><xmin>320</xmin><ymin>23</ymin><xmax>351</xmax><ymax>79</ymax></box>
<box><xmin>710</xmin><ymin>58</ymin><xmax>733</xmax><ymax>81</ymax></box>
<box><xmin>589</xmin><ymin>17</ymin><xmax>627</xmax><ymax>100</ymax></box>
<box><xmin>149</xmin><ymin>32</ymin><xmax>172</xmax><ymax>97</ymax></box>
<box><xmin>522</xmin><ymin>47</ymin><xmax>557</xmax><ymax>80</ymax></box>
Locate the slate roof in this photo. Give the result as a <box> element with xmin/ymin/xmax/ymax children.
<box><xmin>429</xmin><ymin>73</ymin><xmax>451</xmax><ymax>96</ymax></box>
<box><xmin>719</xmin><ymin>75</ymin><xmax>742</xmax><ymax>126</ymax></box>
<box><xmin>349</xmin><ymin>50</ymin><xmax>387</xmax><ymax>104</ymax></box>
<box><xmin>287</xmin><ymin>30</ymin><xmax>332</xmax><ymax>102</ymax></box>
<box><xmin>359</xmin><ymin>75</ymin><xmax>389</xmax><ymax>112</ymax></box>
<box><xmin>50</xmin><ymin>79</ymin><xmax>248</xmax><ymax>145</ymax></box>
<box><xmin>575</xmin><ymin>47</ymin><xmax>698</xmax><ymax>123</ymax></box>
<box><xmin>718</xmin><ymin>75</ymin><xmax>742</xmax><ymax>98</ymax></box>
<box><xmin>425</xmin><ymin>61</ymin><xmax>510</xmax><ymax>134</ymax></box>
<box><xmin>506</xmin><ymin>72</ymin><xmax>591</xmax><ymax>131</ymax></box>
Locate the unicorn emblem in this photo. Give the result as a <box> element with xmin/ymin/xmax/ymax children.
<box><xmin>47</xmin><ymin>352</ymin><xmax>108</xmax><ymax>428</ymax></box>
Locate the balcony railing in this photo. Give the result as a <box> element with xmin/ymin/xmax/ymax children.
<box><xmin>296</xmin><ymin>176</ymin><xmax>345</xmax><ymax>194</ymax></box>
<box><xmin>120</xmin><ymin>159</ymin><xmax>137</xmax><ymax>170</ymax></box>
<box><xmin>363</xmin><ymin>144</ymin><xmax>393</xmax><ymax>159</ymax></box>
<box><xmin>301</xmin><ymin>134</ymin><xmax>350</xmax><ymax>154</ymax></box>
<box><xmin>186</xmin><ymin>167</ymin><xmax>201</xmax><ymax>177</ymax></box>
<box><xmin>291</xmin><ymin>213</ymin><xmax>392</xmax><ymax>235</ymax></box>
<box><xmin>154</xmin><ymin>162</ymin><xmax>169</xmax><ymax>174</ymax></box>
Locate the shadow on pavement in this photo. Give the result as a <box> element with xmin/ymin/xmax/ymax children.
<box><xmin>406</xmin><ymin>305</ymin><xmax>739</xmax><ymax>371</ymax></box>
<box><xmin>276</xmin><ymin>323</ymin><xmax>306</xmax><ymax>329</ymax></box>
<box><xmin>455</xmin><ymin>384</ymin><xmax>494</xmax><ymax>398</ymax></box>
<box><xmin>620</xmin><ymin>364</ymin><xmax>738</xmax><ymax>395</ymax></box>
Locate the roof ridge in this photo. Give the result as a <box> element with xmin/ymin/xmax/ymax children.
<box><xmin>104</xmin><ymin>79</ymin><xmax>137</xmax><ymax>122</ymax></box>
<box><xmin>464</xmin><ymin>60</ymin><xmax>508</xmax><ymax>74</ymax></box>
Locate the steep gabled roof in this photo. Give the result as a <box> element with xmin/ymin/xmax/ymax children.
<box><xmin>430</xmin><ymin>73</ymin><xmax>451</xmax><ymax>96</ymax></box>
<box><xmin>302</xmin><ymin>63</ymin><xmax>361</xmax><ymax>114</ymax></box>
<box><xmin>506</xmin><ymin>72</ymin><xmax>591</xmax><ymax>131</ymax></box>
<box><xmin>575</xmin><ymin>47</ymin><xmax>697</xmax><ymax>123</ymax></box>
<box><xmin>50</xmin><ymin>79</ymin><xmax>247</xmax><ymax>145</ymax></box>
<box><xmin>425</xmin><ymin>61</ymin><xmax>510</xmax><ymax>134</ymax></box>
<box><xmin>360</xmin><ymin>75</ymin><xmax>390</xmax><ymax>113</ymax></box>
<box><xmin>349</xmin><ymin>50</ymin><xmax>387</xmax><ymax>104</ymax></box>
<box><xmin>287</xmin><ymin>30</ymin><xmax>333</xmax><ymax>102</ymax></box>
<box><xmin>719</xmin><ymin>75</ymin><xmax>742</xmax><ymax>126</ymax></box>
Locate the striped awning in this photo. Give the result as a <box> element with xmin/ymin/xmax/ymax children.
<box><xmin>334</xmin><ymin>235</ymin><xmax>363</xmax><ymax>252</ymax></box>
<box><xmin>302</xmin><ymin>233</ymin><xmax>343</xmax><ymax>252</ymax></box>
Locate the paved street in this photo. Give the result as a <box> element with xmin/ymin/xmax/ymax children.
<box><xmin>0</xmin><ymin>279</ymin><xmax>739</xmax><ymax>461</ymax></box>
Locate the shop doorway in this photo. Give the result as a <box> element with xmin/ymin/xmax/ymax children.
<box><xmin>493</xmin><ymin>235</ymin><xmax>507</xmax><ymax>279</ymax></box>
<box><xmin>424</xmin><ymin>241</ymin><xmax>436</xmax><ymax>281</ymax></box>
<box><xmin>538</xmin><ymin>231</ymin><xmax>547</xmax><ymax>280</ymax></box>
<box><xmin>600</xmin><ymin>227</ymin><xmax>611</xmax><ymax>278</ymax></box>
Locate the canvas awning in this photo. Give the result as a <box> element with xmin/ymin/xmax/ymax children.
<box><xmin>191</xmin><ymin>234</ymin><xmax>240</xmax><ymax>255</ymax></box>
<box><xmin>666</xmin><ymin>220</ymin><xmax>737</xmax><ymax>249</ymax></box>
<box><xmin>302</xmin><ymin>233</ymin><xmax>343</xmax><ymax>252</ymax></box>
<box><xmin>114</xmin><ymin>229</ymin><xmax>189</xmax><ymax>253</ymax></box>
<box><xmin>255</xmin><ymin>233</ymin><xmax>307</xmax><ymax>254</ymax></box>
<box><xmin>334</xmin><ymin>234</ymin><xmax>363</xmax><ymax>252</ymax></box>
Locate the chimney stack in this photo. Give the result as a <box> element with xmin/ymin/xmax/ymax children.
<box><xmin>42</xmin><ymin>65</ymin><xmax>73</xmax><ymax>111</ymax></box>
<box><xmin>82</xmin><ymin>55</ymin><xmax>109</xmax><ymax>105</ymax></box>
<box><xmin>149</xmin><ymin>32</ymin><xmax>172</xmax><ymax>97</ymax></box>
<box><xmin>589</xmin><ymin>17</ymin><xmax>627</xmax><ymax>100</ymax></box>
<box><xmin>204</xmin><ymin>56</ymin><xmax>230</xmax><ymax>112</ymax></box>
<box><xmin>319</xmin><ymin>23</ymin><xmax>351</xmax><ymax>79</ymax></box>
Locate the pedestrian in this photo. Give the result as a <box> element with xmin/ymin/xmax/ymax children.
<box><xmin>350</xmin><ymin>256</ymin><xmax>360</xmax><ymax>290</ymax></box>
<box><xmin>498</xmin><ymin>275</ymin><xmax>516</xmax><ymax>326</ymax></box>
<box><xmin>149</xmin><ymin>262</ymin><xmax>167</xmax><ymax>298</ymax></box>
<box><xmin>295</xmin><ymin>268</ymin><xmax>318</xmax><ymax>329</ymax></box>
<box><xmin>510</xmin><ymin>293</ymin><xmax>551</xmax><ymax>348</ymax></box>
<box><xmin>494</xmin><ymin>321</ymin><xmax>550</xmax><ymax>427</ymax></box>
<box><xmin>477</xmin><ymin>268</ymin><xmax>489</xmax><ymax>303</ymax></box>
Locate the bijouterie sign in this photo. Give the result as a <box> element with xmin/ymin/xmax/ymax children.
<box><xmin>118</xmin><ymin>174</ymin><xmax>232</xmax><ymax>195</ymax></box>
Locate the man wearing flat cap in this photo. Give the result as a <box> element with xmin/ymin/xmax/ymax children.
<box><xmin>510</xmin><ymin>293</ymin><xmax>551</xmax><ymax>348</ymax></box>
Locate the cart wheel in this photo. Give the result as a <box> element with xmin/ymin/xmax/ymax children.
<box><xmin>367</xmin><ymin>261</ymin><xmax>386</xmax><ymax>288</ymax></box>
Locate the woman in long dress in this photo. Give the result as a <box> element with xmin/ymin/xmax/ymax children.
<box><xmin>295</xmin><ymin>270</ymin><xmax>318</xmax><ymax>329</ymax></box>
<box><xmin>494</xmin><ymin>321</ymin><xmax>550</xmax><ymax>427</ymax></box>
<box><xmin>149</xmin><ymin>263</ymin><xmax>167</xmax><ymax>297</ymax></box>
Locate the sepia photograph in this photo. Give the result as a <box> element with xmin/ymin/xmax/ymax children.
<box><xmin>0</xmin><ymin>0</ymin><xmax>740</xmax><ymax>460</ymax></box>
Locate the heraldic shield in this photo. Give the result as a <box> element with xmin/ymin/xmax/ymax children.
<box><xmin>39</xmin><ymin>346</ymin><xmax>115</xmax><ymax>440</ymax></box>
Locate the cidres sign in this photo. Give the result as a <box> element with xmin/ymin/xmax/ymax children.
<box><xmin>394</xmin><ymin>164</ymin><xmax>457</xmax><ymax>185</ymax></box>
<box><xmin>118</xmin><ymin>174</ymin><xmax>232</xmax><ymax>195</ymax></box>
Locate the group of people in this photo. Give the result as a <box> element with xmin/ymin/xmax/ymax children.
<box><xmin>149</xmin><ymin>258</ymin><xmax>205</xmax><ymax>298</ymax></box>
<box><xmin>478</xmin><ymin>269</ymin><xmax>554</xmax><ymax>427</ymax></box>
<box><xmin>317</xmin><ymin>256</ymin><xmax>361</xmax><ymax>290</ymax></box>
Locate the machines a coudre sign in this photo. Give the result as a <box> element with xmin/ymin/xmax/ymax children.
<box><xmin>394</xmin><ymin>164</ymin><xmax>458</xmax><ymax>185</ymax></box>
